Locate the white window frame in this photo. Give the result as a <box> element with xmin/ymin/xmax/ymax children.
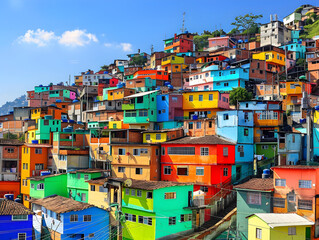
<box><xmin>196</xmin><ymin>167</ymin><xmax>204</xmax><ymax>176</ymax></box>
<box><xmin>200</xmin><ymin>147</ymin><xmax>209</xmax><ymax>156</ymax></box>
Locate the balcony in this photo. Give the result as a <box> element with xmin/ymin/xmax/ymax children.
<box><xmin>111</xmin><ymin>138</ymin><xmax>127</xmax><ymax>143</ymax></box>
<box><xmin>122</xmin><ymin>103</ymin><xmax>135</xmax><ymax>110</ymax></box>
<box><xmin>287</xmin><ymin>104</ymin><xmax>301</xmax><ymax>112</ymax></box>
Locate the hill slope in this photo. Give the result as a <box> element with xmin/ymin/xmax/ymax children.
<box><xmin>0</xmin><ymin>95</ymin><xmax>28</xmax><ymax>116</ymax></box>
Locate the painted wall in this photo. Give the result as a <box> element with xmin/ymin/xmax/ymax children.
<box><xmin>0</xmin><ymin>214</ymin><xmax>33</xmax><ymax>240</ymax></box>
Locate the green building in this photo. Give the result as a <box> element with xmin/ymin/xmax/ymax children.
<box><xmin>234</xmin><ymin>178</ymin><xmax>274</xmax><ymax>239</ymax></box>
<box><xmin>255</xmin><ymin>142</ymin><xmax>277</xmax><ymax>171</ymax></box>
<box><xmin>122</xmin><ymin>180</ymin><xmax>194</xmax><ymax>240</ymax></box>
<box><xmin>35</xmin><ymin>118</ymin><xmax>61</xmax><ymax>143</ymax></box>
<box><xmin>29</xmin><ymin>173</ymin><xmax>68</xmax><ymax>199</ymax></box>
<box><xmin>122</xmin><ymin>90</ymin><xmax>159</xmax><ymax>125</ymax></box>
<box><xmin>67</xmin><ymin>169</ymin><xmax>106</xmax><ymax>203</ymax></box>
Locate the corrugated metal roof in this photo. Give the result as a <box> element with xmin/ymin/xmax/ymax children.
<box><xmin>251</xmin><ymin>213</ymin><xmax>314</xmax><ymax>228</ymax></box>
<box><xmin>123</xmin><ymin>90</ymin><xmax>159</xmax><ymax>99</ymax></box>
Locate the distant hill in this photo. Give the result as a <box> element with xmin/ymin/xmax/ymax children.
<box><xmin>0</xmin><ymin>95</ymin><xmax>28</xmax><ymax>116</ymax></box>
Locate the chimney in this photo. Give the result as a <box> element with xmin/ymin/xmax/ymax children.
<box><xmin>275</xmin><ymin>14</ymin><xmax>278</xmax><ymax>21</ymax></box>
<box><xmin>270</xmin><ymin>14</ymin><xmax>273</xmax><ymax>22</ymax></box>
<box><xmin>174</xmin><ymin>33</ymin><xmax>177</xmax><ymax>39</ymax></box>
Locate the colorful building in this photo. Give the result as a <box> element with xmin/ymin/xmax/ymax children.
<box><xmin>164</xmin><ymin>32</ymin><xmax>194</xmax><ymax>53</ymax></box>
<box><xmin>121</xmin><ymin>179</ymin><xmax>194</xmax><ymax>240</ymax></box>
<box><xmin>31</xmin><ymin>195</ymin><xmax>110</xmax><ymax>240</ymax></box>
<box><xmin>247</xmin><ymin>213</ymin><xmax>313</xmax><ymax>240</ymax></box>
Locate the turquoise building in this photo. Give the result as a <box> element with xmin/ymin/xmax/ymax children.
<box><xmin>235</xmin><ymin>178</ymin><xmax>273</xmax><ymax>239</ymax></box>
<box><xmin>36</xmin><ymin>118</ymin><xmax>61</xmax><ymax>142</ymax></box>
<box><xmin>122</xmin><ymin>90</ymin><xmax>159</xmax><ymax>125</ymax></box>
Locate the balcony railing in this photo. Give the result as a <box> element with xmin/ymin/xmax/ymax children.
<box><xmin>254</xmin><ymin>137</ymin><xmax>277</xmax><ymax>143</ymax></box>
<box><xmin>122</xmin><ymin>104</ymin><xmax>135</xmax><ymax>110</ymax></box>
<box><xmin>111</xmin><ymin>138</ymin><xmax>127</xmax><ymax>143</ymax></box>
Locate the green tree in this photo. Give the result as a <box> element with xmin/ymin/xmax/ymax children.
<box><xmin>129</xmin><ymin>55</ymin><xmax>147</xmax><ymax>66</ymax></box>
<box><xmin>229</xmin><ymin>87</ymin><xmax>253</xmax><ymax>106</ymax></box>
<box><xmin>194</xmin><ymin>34</ymin><xmax>211</xmax><ymax>51</ymax></box>
<box><xmin>231</xmin><ymin>13</ymin><xmax>263</xmax><ymax>34</ymax></box>
<box><xmin>100</xmin><ymin>65</ymin><xmax>109</xmax><ymax>71</ymax></box>
<box><xmin>294</xmin><ymin>6</ymin><xmax>303</xmax><ymax>13</ymax></box>
<box><xmin>3</xmin><ymin>132</ymin><xmax>18</xmax><ymax>139</ymax></box>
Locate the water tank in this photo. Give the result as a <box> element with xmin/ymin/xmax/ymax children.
<box><xmin>49</xmin><ymin>104</ymin><xmax>57</xmax><ymax>107</ymax></box>
<box><xmin>192</xmin><ymin>115</ymin><xmax>198</xmax><ymax>120</ymax></box>
<box><xmin>72</xmin><ymin>100</ymin><xmax>79</xmax><ymax>103</ymax></box>
<box><xmin>40</xmin><ymin>171</ymin><xmax>51</xmax><ymax>176</ymax></box>
<box><xmin>315</xmin><ymin>106</ymin><xmax>319</xmax><ymax>111</ymax></box>
<box><xmin>9</xmin><ymin>111</ymin><xmax>14</xmax><ymax>114</ymax></box>
<box><xmin>56</xmin><ymin>99</ymin><xmax>62</xmax><ymax>103</ymax></box>
<box><xmin>62</xmin><ymin>119</ymin><xmax>68</xmax><ymax>123</ymax></box>
<box><xmin>156</xmin><ymin>87</ymin><xmax>161</xmax><ymax>90</ymax></box>
<box><xmin>77</xmin><ymin>121</ymin><xmax>83</xmax><ymax>125</ymax></box>
<box><xmin>4</xmin><ymin>194</ymin><xmax>14</xmax><ymax>201</ymax></box>
<box><xmin>14</xmin><ymin>198</ymin><xmax>21</xmax><ymax>203</ymax></box>
<box><xmin>44</xmin><ymin>115</ymin><xmax>53</xmax><ymax>120</ymax></box>
<box><xmin>63</xmin><ymin>126</ymin><xmax>73</xmax><ymax>132</ymax></box>
<box><xmin>262</xmin><ymin>169</ymin><xmax>270</xmax><ymax>179</ymax></box>
<box><xmin>69</xmin><ymin>120</ymin><xmax>75</xmax><ymax>123</ymax></box>
<box><xmin>164</xmin><ymin>81</ymin><xmax>170</xmax><ymax>86</ymax></box>
<box><xmin>32</xmin><ymin>140</ymin><xmax>39</xmax><ymax>144</ymax></box>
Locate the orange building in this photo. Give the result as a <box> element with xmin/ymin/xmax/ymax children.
<box><xmin>133</xmin><ymin>70</ymin><xmax>169</xmax><ymax>81</ymax></box>
<box><xmin>21</xmin><ymin>143</ymin><xmax>51</xmax><ymax>208</ymax></box>
<box><xmin>272</xmin><ymin>165</ymin><xmax>319</xmax><ymax>239</ymax></box>
<box><xmin>183</xmin><ymin>119</ymin><xmax>215</xmax><ymax>137</ymax></box>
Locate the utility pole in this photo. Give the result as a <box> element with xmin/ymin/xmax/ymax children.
<box><xmin>180</xmin><ymin>12</ymin><xmax>186</xmax><ymax>33</ymax></box>
<box><xmin>302</xmin><ymin>91</ymin><xmax>312</xmax><ymax>163</ymax></box>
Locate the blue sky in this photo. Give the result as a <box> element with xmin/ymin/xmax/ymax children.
<box><xmin>0</xmin><ymin>0</ymin><xmax>317</xmax><ymax>105</ymax></box>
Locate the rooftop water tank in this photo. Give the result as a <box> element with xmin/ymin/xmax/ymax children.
<box><xmin>44</xmin><ymin>115</ymin><xmax>53</xmax><ymax>120</ymax></box>
<box><xmin>72</xmin><ymin>100</ymin><xmax>79</xmax><ymax>103</ymax></box>
<box><xmin>56</xmin><ymin>99</ymin><xmax>62</xmax><ymax>103</ymax></box>
<box><xmin>32</xmin><ymin>140</ymin><xmax>39</xmax><ymax>144</ymax></box>
<box><xmin>4</xmin><ymin>194</ymin><xmax>14</xmax><ymax>201</ymax></box>
<box><xmin>40</xmin><ymin>171</ymin><xmax>51</xmax><ymax>176</ymax></box>
<box><xmin>69</xmin><ymin>120</ymin><xmax>75</xmax><ymax>123</ymax></box>
<box><xmin>14</xmin><ymin>198</ymin><xmax>21</xmax><ymax>203</ymax></box>
<box><xmin>262</xmin><ymin>169</ymin><xmax>270</xmax><ymax>179</ymax></box>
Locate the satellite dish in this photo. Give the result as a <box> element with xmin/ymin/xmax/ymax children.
<box><xmin>124</xmin><ymin>179</ymin><xmax>132</xmax><ymax>187</ymax></box>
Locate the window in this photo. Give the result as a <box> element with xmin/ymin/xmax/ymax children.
<box><xmin>156</xmin><ymin>134</ymin><xmax>161</xmax><ymax>140</ymax></box>
<box><xmin>146</xmin><ymin>192</ymin><xmax>153</xmax><ymax>199</ymax></box>
<box><xmin>181</xmin><ymin>214</ymin><xmax>192</xmax><ymax>222</ymax></box>
<box><xmin>70</xmin><ymin>214</ymin><xmax>78</xmax><ymax>222</ymax></box>
<box><xmin>244</xmin><ymin>128</ymin><xmax>249</xmax><ymax>136</ymax></box>
<box><xmin>125</xmin><ymin>213</ymin><xmax>136</xmax><ymax>222</ymax></box>
<box><xmin>247</xmin><ymin>192</ymin><xmax>261</xmax><ymax>205</ymax></box>
<box><xmin>200</xmin><ymin>186</ymin><xmax>208</xmax><ymax>192</ymax></box>
<box><xmin>189</xmin><ymin>95</ymin><xmax>193</xmax><ymax>102</ymax></box>
<box><xmin>256</xmin><ymin>228</ymin><xmax>262</xmax><ymax>239</ymax></box>
<box><xmin>18</xmin><ymin>233</ymin><xmax>26</xmax><ymax>240</ymax></box>
<box><xmin>162</xmin><ymin>147</ymin><xmax>165</xmax><ymax>155</ymax></box>
<box><xmin>169</xmin><ymin>217</ymin><xmax>176</xmax><ymax>225</ymax></box>
<box><xmin>84</xmin><ymin>175</ymin><xmax>89</xmax><ymax>181</ymax></box>
<box><xmin>81</xmin><ymin>193</ymin><xmax>86</xmax><ymax>202</ymax></box>
<box><xmin>37</xmin><ymin>183</ymin><xmax>44</xmax><ymax>190</ymax></box>
<box><xmin>125</xmin><ymin>188</ymin><xmax>130</xmax><ymax>195</ymax></box>
<box><xmin>118</xmin><ymin>167</ymin><xmax>125</xmax><ymax>173</ymax></box>
<box><xmin>223</xmin><ymin>168</ymin><xmax>228</xmax><ymax>176</ymax></box>
<box><xmin>7</xmin><ymin>148</ymin><xmax>14</xmax><ymax>153</ymax></box>
<box><xmin>138</xmin><ymin>216</ymin><xmax>152</xmax><ymax>225</ymax></box>
<box><xmin>177</xmin><ymin>167</ymin><xmax>188</xmax><ymax>176</ymax></box>
<box><xmin>223</xmin><ymin>114</ymin><xmax>229</xmax><ymax>120</ymax></box>
<box><xmin>188</xmin><ymin>122</ymin><xmax>193</xmax><ymax>129</ymax></box>
<box><xmin>164</xmin><ymin>166</ymin><xmax>172</xmax><ymax>175</ymax></box>
<box><xmin>118</xmin><ymin>148</ymin><xmax>126</xmax><ymax>155</ymax></box>
<box><xmin>224</xmin><ymin>83</ymin><xmax>229</xmax><ymax>87</ymax></box>
<box><xmin>90</xmin><ymin>185</ymin><xmax>95</xmax><ymax>191</ymax></box>
<box><xmin>139</xmin><ymin>110</ymin><xmax>148</xmax><ymax>117</ymax></box>
<box><xmin>136</xmin><ymin>190</ymin><xmax>142</xmax><ymax>197</ymax></box>
<box><xmin>275</xmin><ymin>179</ymin><xmax>286</xmax><ymax>187</ymax></box>
<box><xmin>12</xmin><ymin>215</ymin><xmax>28</xmax><ymax>221</ymax></box>
<box><xmin>165</xmin><ymin>192</ymin><xmax>176</xmax><ymax>199</ymax></box>
<box><xmin>35</xmin><ymin>148</ymin><xmax>42</xmax><ymax>154</ymax></box>
<box><xmin>84</xmin><ymin>215</ymin><xmax>91</xmax><ymax>222</ymax></box>
<box><xmin>133</xmin><ymin>149</ymin><xmax>140</xmax><ymax>156</ymax></box>
<box><xmin>273</xmin><ymin>198</ymin><xmax>285</xmax><ymax>208</ymax></box>
<box><xmin>288</xmin><ymin>227</ymin><xmax>296</xmax><ymax>235</ymax></box>
<box><xmin>77</xmin><ymin>174</ymin><xmax>81</xmax><ymax>179</ymax></box>
<box><xmin>131</xmin><ymin>189</ymin><xmax>136</xmax><ymax>196</ymax></box>
<box><xmin>168</xmin><ymin>147</ymin><xmax>195</xmax><ymax>155</ymax></box>
<box><xmin>299</xmin><ymin>180</ymin><xmax>312</xmax><ymax>189</ymax></box>
<box><xmin>196</xmin><ymin>167</ymin><xmax>204</xmax><ymax>176</ymax></box>
<box><xmin>136</xmin><ymin>168</ymin><xmax>143</xmax><ymax>175</ymax></box>
<box><xmin>199</xmin><ymin>95</ymin><xmax>203</xmax><ymax>101</ymax></box>
<box><xmin>195</xmin><ymin>122</ymin><xmax>201</xmax><ymax>129</ymax></box>
<box><xmin>262</xmin><ymin>145</ymin><xmax>268</xmax><ymax>150</ymax></box>
<box><xmin>298</xmin><ymin>199</ymin><xmax>312</xmax><ymax>210</ymax></box>
<box><xmin>31</xmin><ymin>184</ymin><xmax>34</xmax><ymax>189</ymax></box>
<box><xmin>146</xmin><ymin>134</ymin><xmax>150</xmax><ymax>140</ymax></box>
<box><xmin>209</xmin><ymin>121</ymin><xmax>213</xmax><ymax>128</ymax></box>
<box><xmin>89</xmin><ymin>234</ymin><xmax>95</xmax><ymax>238</ymax></box>
<box><xmin>223</xmin><ymin>147</ymin><xmax>228</xmax><ymax>156</ymax></box>
<box><xmin>200</xmin><ymin>147</ymin><xmax>209</xmax><ymax>156</ymax></box>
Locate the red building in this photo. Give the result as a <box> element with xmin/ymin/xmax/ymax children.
<box><xmin>161</xmin><ymin>135</ymin><xmax>235</xmax><ymax>220</ymax></box>
<box><xmin>164</xmin><ymin>33</ymin><xmax>194</xmax><ymax>53</ymax></box>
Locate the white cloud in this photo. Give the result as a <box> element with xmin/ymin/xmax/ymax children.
<box><xmin>120</xmin><ymin>43</ymin><xmax>133</xmax><ymax>52</ymax></box>
<box><xmin>18</xmin><ymin>29</ymin><xmax>57</xmax><ymax>47</ymax></box>
<box><xmin>58</xmin><ymin>29</ymin><xmax>98</xmax><ymax>47</ymax></box>
<box><xmin>104</xmin><ymin>42</ymin><xmax>133</xmax><ymax>52</ymax></box>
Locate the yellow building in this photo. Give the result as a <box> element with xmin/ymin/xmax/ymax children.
<box><xmin>161</xmin><ymin>55</ymin><xmax>188</xmax><ymax>73</ymax></box>
<box><xmin>86</xmin><ymin>178</ymin><xmax>121</xmax><ymax>227</ymax></box>
<box><xmin>247</xmin><ymin>213</ymin><xmax>313</xmax><ymax>240</ymax></box>
<box><xmin>182</xmin><ymin>91</ymin><xmax>229</xmax><ymax>119</ymax></box>
<box><xmin>142</xmin><ymin>128</ymin><xmax>184</xmax><ymax>144</ymax></box>
<box><xmin>252</xmin><ymin>51</ymin><xmax>286</xmax><ymax>66</ymax></box>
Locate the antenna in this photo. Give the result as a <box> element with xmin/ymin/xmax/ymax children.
<box><xmin>151</xmin><ymin>44</ymin><xmax>154</xmax><ymax>54</ymax></box>
<box><xmin>180</xmin><ymin>12</ymin><xmax>187</xmax><ymax>33</ymax></box>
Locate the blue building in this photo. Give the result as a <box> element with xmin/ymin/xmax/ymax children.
<box><xmin>211</xmin><ymin>64</ymin><xmax>250</xmax><ymax>92</ymax></box>
<box><xmin>278</xmin><ymin>132</ymin><xmax>304</xmax><ymax>165</ymax></box>
<box><xmin>156</xmin><ymin>93</ymin><xmax>184</xmax><ymax>129</ymax></box>
<box><xmin>280</xmin><ymin>43</ymin><xmax>306</xmax><ymax>60</ymax></box>
<box><xmin>0</xmin><ymin>199</ymin><xmax>33</xmax><ymax>240</ymax></box>
<box><xmin>31</xmin><ymin>195</ymin><xmax>109</xmax><ymax>240</ymax></box>
<box><xmin>216</xmin><ymin>110</ymin><xmax>254</xmax><ymax>183</ymax></box>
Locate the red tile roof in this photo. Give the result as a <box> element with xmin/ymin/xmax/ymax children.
<box><xmin>161</xmin><ymin>135</ymin><xmax>235</xmax><ymax>145</ymax></box>
<box><xmin>0</xmin><ymin>199</ymin><xmax>33</xmax><ymax>215</ymax></box>
<box><xmin>235</xmin><ymin>178</ymin><xmax>274</xmax><ymax>191</ymax></box>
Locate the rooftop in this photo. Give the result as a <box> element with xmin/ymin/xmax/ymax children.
<box><xmin>161</xmin><ymin>135</ymin><xmax>235</xmax><ymax>145</ymax></box>
<box><xmin>249</xmin><ymin>213</ymin><xmax>314</xmax><ymax>228</ymax></box>
<box><xmin>235</xmin><ymin>178</ymin><xmax>273</xmax><ymax>192</ymax></box>
<box><xmin>0</xmin><ymin>139</ymin><xmax>24</xmax><ymax>146</ymax></box>
<box><xmin>30</xmin><ymin>195</ymin><xmax>93</xmax><ymax>214</ymax></box>
<box><xmin>24</xmin><ymin>143</ymin><xmax>52</xmax><ymax>148</ymax></box>
<box><xmin>141</xmin><ymin>127</ymin><xmax>183</xmax><ymax>133</ymax></box>
<box><xmin>110</xmin><ymin>178</ymin><xmax>192</xmax><ymax>190</ymax></box>
<box><xmin>123</xmin><ymin>90</ymin><xmax>159</xmax><ymax>99</ymax></box>
<box><xmin>0</xmin><ymin>199</ymin><xmax>33</xmax><ymax>216</ymax></box>
<box><xmin>28</xmin><ymin>173</ymin><xmax>66</xmax><ymax>181</ymax></box>
<box><xmin>272</xmin><ymin>165</ymin><xmax>319</xmax><ymax>170</ymax></box>
<box><xmin>68</xmin><ymin>168</ymin><xmax>106</xmax><ymax>174</ymax></box>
